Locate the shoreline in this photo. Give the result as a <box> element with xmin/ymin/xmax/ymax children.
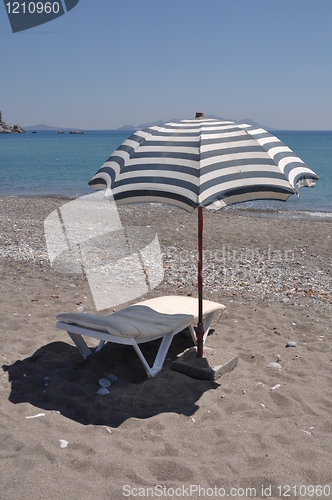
<box><xmin>228</xmin><ymin>206</ymin><xmax>332</xmax><ymax>221</ymax></box>
<box><xmin>1</xmin><ymin>193</ymin><xmax>332</xmax><ymax>220</ymax></box>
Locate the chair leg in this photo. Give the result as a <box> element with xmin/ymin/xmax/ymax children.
<box><xmin>95</xmin><ymin>340</ymin><xmax>105</xmax><ymax>352</ymax></box>
<box><xmin>150</xmin><ymin>332</ymin><xmax>175</xmax><ymax>376</ymax></box>
<box><xmin>189</xmin><ymin>312</ymin><xmax>217</xmax><ymax>345</ymax></box>
<box><xmin>189</xmin><ymin>324</ymin><xmax>197</xmax><ymax>344</ymax></box>
<box><xmin>130</xmin><ymin>340</ymin><xmax>155</xmax><ymax>377</ymax></box>
<box><xmin>67</xmin><ymin>332</ymin><xmax>92</xmax><ymax>359</ymax></box>
<box><xmin>131</xmin><ymin>332</ymin><xmax>175</xmax><ymax>378</ymax></box>
<box><xmin>203</xmin><ymin>312</ymin><xmax>215</xmax><ymax>343</ymax></box>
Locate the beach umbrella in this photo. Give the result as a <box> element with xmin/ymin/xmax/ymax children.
<box><xmin>88</xmin><ymin>113</ymin><xmax>318</xmax><ymax>357</ymax></box>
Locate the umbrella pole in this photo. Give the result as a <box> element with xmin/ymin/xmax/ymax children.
<box><xmin>196</xmin><ymin>206</ymin><xmax>204</xmax><ymax>357</ymax></box>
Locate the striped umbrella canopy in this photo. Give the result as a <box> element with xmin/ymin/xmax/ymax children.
<box><xmin>89</xmin><ymin>113</ymin><xmax>318</xmax><ymax>356</ymax></box>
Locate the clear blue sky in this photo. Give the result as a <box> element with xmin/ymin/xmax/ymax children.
<box><xmin>1</xmin><ymin>0</ymin><xmax>332</xmax><ymax>130</ymax></box>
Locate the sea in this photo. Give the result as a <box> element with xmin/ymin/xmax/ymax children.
<box><xmin>0</xmin><ymin>129</ymin><xmax>331</xmax><ymax>220</ymax></box>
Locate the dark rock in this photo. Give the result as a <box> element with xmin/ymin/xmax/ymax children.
<box><xmin>12</xmin><ymin>124</ymin><xmax>25</xmax><ymax>133</ymax></box>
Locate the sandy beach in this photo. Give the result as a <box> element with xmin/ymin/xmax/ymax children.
<box><xmin>1</xmin><ymin>195</ymin><xmax>331</xmax><ymax>499</ymax></box>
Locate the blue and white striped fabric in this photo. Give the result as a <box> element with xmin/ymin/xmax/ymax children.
<box><xmin>88</xmin><ymin>117</ymin><xmax>318</xmax><ymax>211</ymax></box>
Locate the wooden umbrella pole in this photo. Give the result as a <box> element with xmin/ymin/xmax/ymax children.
<box><xmin>196</xmin><ymin>206</ymin><xmax>204</xmax><ymax>357</ymax></box>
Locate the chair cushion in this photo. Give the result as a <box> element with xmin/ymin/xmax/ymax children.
<box><xmin>134</xmin><ymin>296</ymin><xmax>225</xmax><ymax>318</ymax></box>
<box><xmin>56</xmin><ymin>305</ymin><xmax>194</xmax><ymax>339</ymax></box>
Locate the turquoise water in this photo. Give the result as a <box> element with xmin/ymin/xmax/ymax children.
<box><xmin>0</xmin><ymin>129</ymin><xmax>331</xmax><ymax>215</ymax></box>
<box><xmin>0</xmin><ymin>130</ymin><xmax>131</xmax><ymax>198</ymax></box>
<box><xmin>237</xmin><ymin>130</ymin><xmax>332</xmax><ymax>216</ymax></box>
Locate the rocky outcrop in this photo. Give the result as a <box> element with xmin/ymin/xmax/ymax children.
<box><xmin>0</xmin><ymin>111</ymin><xmax>25</xmax><ymax>133</ymax></box>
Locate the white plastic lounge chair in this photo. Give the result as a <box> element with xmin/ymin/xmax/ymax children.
<box><xmin>56</xmin><ymin>296</ymin><xmax>225</xmax><ymax>377</ymax></box>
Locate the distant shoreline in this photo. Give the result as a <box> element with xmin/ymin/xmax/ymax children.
<box><xmin>0</xmin><ymin>194</ymin><xmax>331</xmax><ymax>221</ymax></box>
<box><xmin>21</xmin><ymin>127</ymin><xmax>332</xmax><ymax>133</ymax></box>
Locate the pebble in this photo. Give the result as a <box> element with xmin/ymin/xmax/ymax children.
<box><xmin>286</xmin><ymin>341</ymin><xmax>297</xmax><ymax>347</ymax></box>
<box><xmin>1</xmin><ymin>201</ymin><xmax>331</xmax><ymax>313</ymax></box>
<box><xmin>270</xmin><ymin>384</ymin><xmax>281</xmax><ymax>390</ymax></box>
<box><xmin>260</xmin><ymin>403</ymin><xmax>266</xmax><ymax>408</ymax></box>
<box><xmin>253</xmin><ymin>382</ymin><xmax>264</xmax><ymax>389</ymax></box>
<box><xmin>242</xmin><ymin>389</ymin><xmax>246</xmax><ymax>394</ymax></box>
<box><xmin>59</xmin><ymin>439</ymin><xmax>68</xmax><ymax>448</ymax></box>
<box><xmin>97</xmin><ymin>387</ymin><xmax>110</xmax><ymax>396</ymax></box>
<box><xmin>266</xmin><ymin>362</ymin><xmax>281</xmax><ymax>369</ymax></box>
<box><xmin>99</xmin><ymin>378</ymin><xmax>111</xmax><ymax>388</ymax></box>
<box><xmin>107</xmin><ymin>374</ymin><xmax>118</xmax><ymax>382</ymax></box>
<box><xmin>301</xmin><ymin>430</ymin><xmax>312</xmax><ymax>436</ymax></box>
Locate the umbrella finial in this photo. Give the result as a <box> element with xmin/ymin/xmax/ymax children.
<box><xmin>195</xmin><ymin>112</ymin><xmax>204</xmax><ymax>118</ymax></box>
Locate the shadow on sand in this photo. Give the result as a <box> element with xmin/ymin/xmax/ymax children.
<box><xmin>3</xmin><ymin>329</ymin><xmax>219</xmax><ymax>427</ymax></box>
